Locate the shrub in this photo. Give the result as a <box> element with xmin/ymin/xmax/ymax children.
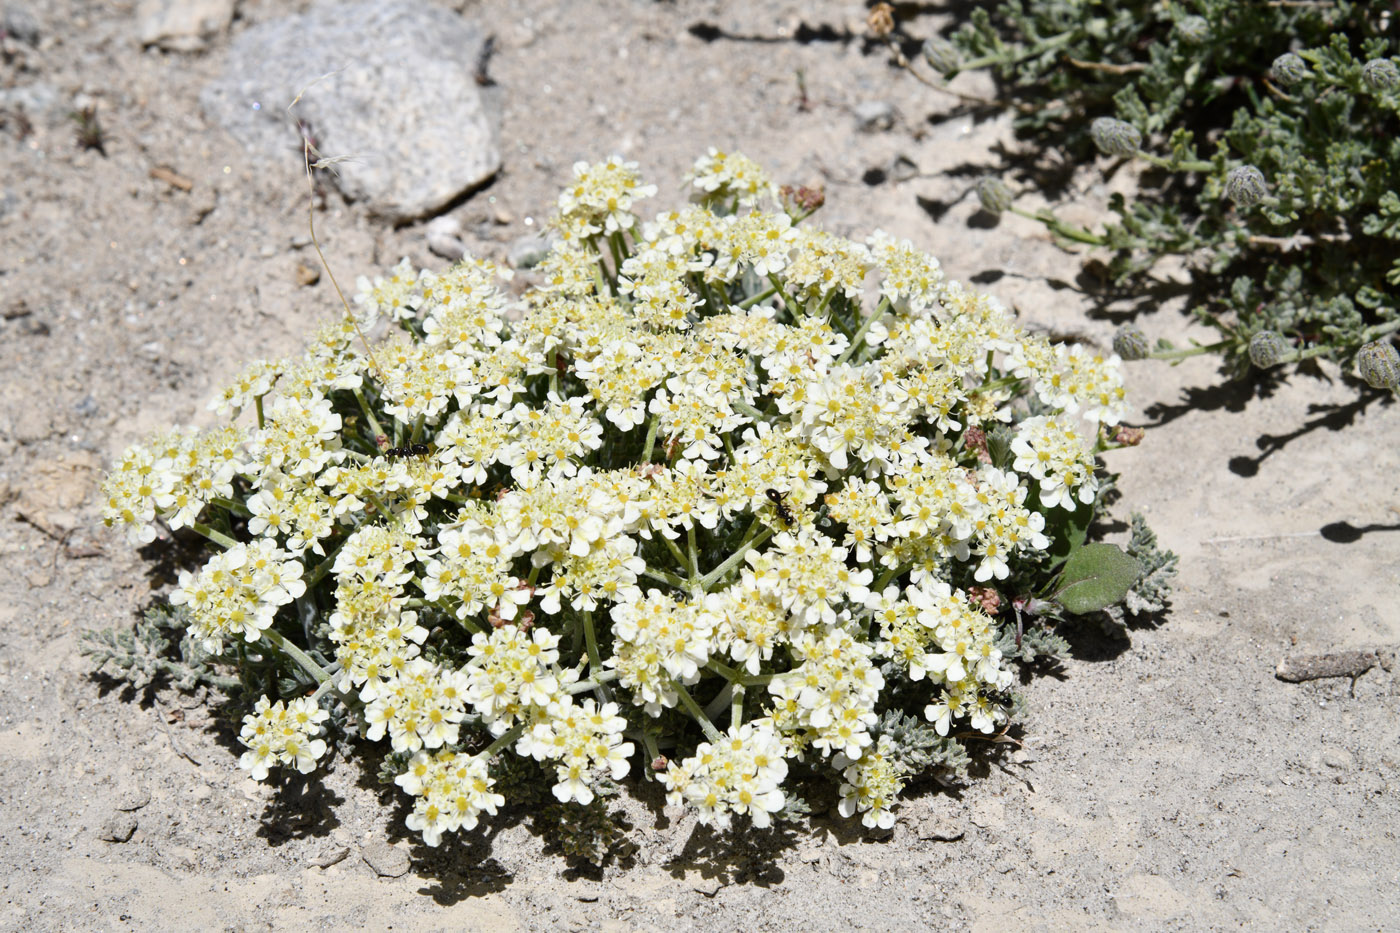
<box><xmin>89</xmin><ymin>150</ymin><xmax>1163</xmax><ymax>849</ymax></box>
<box><xmin>894</xmin><ymin>1</ymin><xmax>1400</xmax><ymax>391</ymax></box>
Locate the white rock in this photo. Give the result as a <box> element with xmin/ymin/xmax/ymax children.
<box><xmin>201</xmin><ymin>1</ymin><xmax>501</xmax><ymax>221</ymax></box>
<box><xmin>137</xmin><ymin>0</ymin><xmax>235</xmax><ymax>52</ymax></box>
<box><xmin>425</xmin><ymin>215</ymin><xmax>465</xmax><ymax>261</ymax></box>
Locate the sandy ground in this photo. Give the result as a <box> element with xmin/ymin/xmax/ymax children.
<box><xmin>1</xmin><ymin>1</ymin><xmax>1397</xmax><ymax>930</ymax></box>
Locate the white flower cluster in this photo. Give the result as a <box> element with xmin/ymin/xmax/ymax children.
<box><xmin>238</xmin><ymin>695</ymin><xmax>329</xmax><ymax>781</ymax></box>
<box><xmin>104</xmin><ymin>151</ymin><xmax>1133</xmax><ymax>840</ymax></box>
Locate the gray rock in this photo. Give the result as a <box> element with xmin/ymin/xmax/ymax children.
<box><xmin>854</xmin><ymin>100</ymin><xmax>895</xmax><ymax>133</ymax></box>
<box><xmin>1322</xmin><ymin>748</ymin><xmax>1354</xmax><ymax>771</ymax></box>
<box><xmin>311</xmin><ymin>845</ymin><xmax>350</xmax><ymax>869</ymax></box>
<box><xmin>201</xmin><ymin>1</ymin><xmax>500</xmax><ymax>221</ymax></box>
<box><xmin>2</xmin><ymin>4</ymin><xmax>41</xmax><ymax>45</ymax></box>
<box><xmin>137</xmin><ymin>0</ymin><xmax>236</xmax><ymax>52</ymax></box>
<box><xmin>100</xmin><ymin>814</ymin><xmax>138</xmax><ymax>843</ymax></box>
<box><xmin>509</xmin><ymin>231</ymin><xmax>554</xmax><ymax>269</ymax></box>
<box><xmin>425</xmin><ymin>215</ymin><xmax>466</xmax><ymax>261</ymax></box>
<box><xmin>362</xmin><ymin>840</ymin><xmax>411</xmax><ymax>878</ymax></box>
<box><xmin>116</xmin><ymin>787</ymin><xmax>151</xmax><ymax>812</ymax></box>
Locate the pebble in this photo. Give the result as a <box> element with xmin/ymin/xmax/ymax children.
<box><xmin>192</xmin><ymin>784</ymin><xmax>213</xmax><ymax>802</ymax></box>
<box><xmin>916</xmin><ymin>817</ymin><xmax>966</xmax><ymax>843</ymax></box>
<box><xmin>854</xmin><ymin>100</ymin><xmax>895</xmax><ymax>133</ymax></box>
<box><xmin>136</xmin><ymin>0</ymin><xmax>236</xmax><ymax>52</ymax></box>
<box><xmin>295</xmin><ymin>263</ymin><xmax>321</xmax><ymax>286</ymax></box>
<box><xmin>3</xmin><ymin>4</ymin><xmax>41</xmax><ymax>45</ymax></box>
<box><xmin>100</xmin><ymin>814</ymin><xmax>138</xmax><ymax>843</ymax></box>
<box><xmin>116</xmin><ymin>787</ymin><xmax>151</xmax><ymax>812</ymax></box>
<box><xmin>202</xmin><ymin>1</ymin><xmax>500</xmax><ymax>221</ymax></box>
<box><xmin>425</xmin><ymin>215</ymin><xmax>466</xmax><ymax>261</ymax></box>
<box><xmin>508</xmin><ymin>231</ymin><xmax>554</xmax><ymax>269</ymax></box>
<box><xmin>311</xmin><ymin>846</ymin><xmax>350</xmax><ymax>869</ymax></box>
<box><xmin>1322</xmin><ymin>748</ymin><xmax>1353</xmax><ymax>771</ymax></box>
<box><xmin>362</xmin><ymin>840</ymin><xmax>411</xmax><ymax>878</ymax></box>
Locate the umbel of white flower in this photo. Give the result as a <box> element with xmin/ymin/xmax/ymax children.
<box><xmin>101</xmin><ymin>148</ymin><xmax>1130</xmax><ymax>842</ymax></box>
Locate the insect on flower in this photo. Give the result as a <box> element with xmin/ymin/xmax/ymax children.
<box><xmin>765</xmin><ymin>488</ymin><xmax>795</xmax><ymax>526</ymax></box>
<box><xmin>384</xmin><ymin>443</ymin><xmax>430</xmax><ymax>460</ymax></box>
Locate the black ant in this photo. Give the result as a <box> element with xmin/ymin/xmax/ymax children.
<box><xmin>385</xmin><ymin>443</ymin><xmax>430</xmax><ymax>460</ymax></box>
<box><xmin>765</xmin><ymin>488</ymin><xmax>796</xmax><ymax>526</ymax></box>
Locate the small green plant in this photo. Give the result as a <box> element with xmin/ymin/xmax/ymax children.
<box><xmin>93</xmin><ymin>150</ymin><xmax>1164</xmax><ymax>852</ymax></box>
<box><xmin>891</xmin><ymin>2</ymin><xmax>1399</xmax><ymax>392</ymax></box>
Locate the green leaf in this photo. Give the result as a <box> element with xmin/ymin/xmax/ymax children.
<box><xmin>1053</xmin><ymin>543</ymin><xmax>1142</xmax><ymax>614</ymax></box>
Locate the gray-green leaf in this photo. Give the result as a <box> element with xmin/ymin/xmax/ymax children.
<box><xmin>1053</xmin><ymin>543</ymin><xmax>1142</xmax><ymax>614</ymax></box>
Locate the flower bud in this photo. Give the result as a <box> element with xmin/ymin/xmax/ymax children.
<box><xmin>1089</xmin><ymin>117</ymin><xmax>1141</xmax><ymax>157</ymax></box>
<box><xmin>1362</xmin><ymin>59</ymin><xmax>1400</xmax><ymax>92</ymax></box>
<box><xmin>921</xmin><ymin>37</ymin><xmax>960</xmax><ymax>75</ymax></box>
<box><xmin>1112</xmin><ymin>324</ymin><xmax>1151</xmax><ymax>361</ymax></box>
<box><xmin>975</xmin><ymin>176</ymin><xmax>1013</xmax><ymax>214</ymax></box>
<box><xmin>1355</xmin><ymin>340</ymin><xmax>1400</xmax><ymax>390</ymax></box>
<box><xmin>1224</xmin><ymin>165</ymin><xmax>1268</xmax><ymax>208</ymax></box>
<box><xmin>1271</xmin><ymin>53</ymin><xmax>1308</xmax><ymax>87</ymax></box>
<box><xmin>1174</xmin><ymin>16</ymin><xmax>1208</xmax><ymax>43</ymax></box>
<box><xmin>1248</xmin><ymin>330</ymin><xmax>1288</xmax><ymax>369</ymax></box>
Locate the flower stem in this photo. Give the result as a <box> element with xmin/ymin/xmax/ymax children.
<box><xmin>673</xmin><ymin>680</ymin><xmax>723</xmax><ymax>742</ymax></box>
<box><xmin>483</xmin><ymin>721</ymin><xmax>526</xmax><ymax>758</ymax></box>
<box><xmin>352</xmin><ymin>388</ymin><xmax>386</xmax><ymax>443</ymax></box>
<box><xmin>191</xmin><ymin>522</ymin><xmax>238</xmax><ymax>550</ymax></box>
<box><xmin>261</xmin><ymin>628</ymin><xmax>330</xmax><ymax>685</ymax></box>
<box><xmin>836</xmin><ymin>296</ymin><xmax>890</xmax><ymax>365</ymax></box>
<box><xmin>700</xmin><ymin>525</ymin><xmax>773</xmax><ymax>591</ymax></box>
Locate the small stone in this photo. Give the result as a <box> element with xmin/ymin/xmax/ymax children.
<box><xmin>202</xmin><ymin>2</ymin><xmax>500</xmax><ymax>221</ymax></box>
<box><xmin>258</xmin><ymin>244</ymin><xmax>277</xmax><ymax>259</ymax></box>
<box><xmin>917</xmin><ymin>817</ymin><xmax>965</xmax><ymax>842</ymax></box>
<box><xmin>192</xmin><ymin>784</ymin><xmax>213</xmax><ymax>802</ymax></box>
<box><xmin>1322</xmin><ymin>748</ymin><xmax>1353</xmax><ymax>771</ymax></box>
<box><xmin>425</xmin><ymin>215</ymin><xmax>466</xmax><ymax>261</ymax></box>
<box><xmin>854</xmin><ymin>100</ymin><xmax>895</xmax><ymax>133</ymax></box>
<box><xmin>362</xmin><ymin>840</ymin><xmax>411</xmax><ymax>878</ymax></box>
<box><xmin>508</xmin><ymin>231</ymin><xmax>554</xmax><ymax>269</ymax></box>
<box><xmin>3</xmin><ymin>4</ymin><xmax>41</xmax><ymax>45</ymax></box>
<box><xmin>100</xmin><ymin>814</ymin><xmax>138</xmax><ymax>843</ymax></box>
<box><xmin>74</xmin><ymin>395</ymin><xmax>98</xmax><ymax>417</ymax></box>
<box><xmin>295</xmin><ymin>263</ymin><xmax>321</xmax><ymax>286</ymax></box>
<box><xmin>574</xmin><ymin>884</ymin><xmax>600</xmax><ymax>902</ymax></box>
<box><xmin>9</xmin><ymin>404</ymin><xmax>52</xmax><ymax>444</ymax></box>
<box><xmin>1276</xmin><ymin>650</ymin><xmax>1378</xmax><ymax>682</ymax></box>
<box><xmin>888</xmin><ymin>154</ymin><xmax>919</xmax><ymax>183</ymax></box>
<box><xmin>116</xmin><ymin>788</ymin><xmax>151</xmax><ymax>812</ymax></box>
<box><xmin>137</xmin><ymin>0</ymin><xmax>235</xmax><ymax>52</ymax></box>
<box><xmin>312</xmin><ymin>846</ymin><xmax>350</xmax><ymax>869</ymax></box>
<box><xmin>3</xmin><ymin>298</ymin><xmax>31</xmax><ymax>320</ymax></box>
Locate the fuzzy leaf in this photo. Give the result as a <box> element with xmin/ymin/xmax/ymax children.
<box><xmin>1053</xmin><ymin>543</ymin><xmax>1141</xmax><ymax>614</ymax></box>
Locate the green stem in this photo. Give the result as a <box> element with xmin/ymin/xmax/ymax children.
<box><xmin>642</xmin><ymin>413</ymin><xmax>660</xmax><ymax>463</ymax></box>
<box><xmin>768</xmin><ymin>274</ymin><xmax>798</xmax><ymax>319</ymax></box>
<box><xmin>254</xmin><ymin>395</ymin><xmax>266</xmax><ymax>431</ymax></box>
<box><xmin>302</xmin><ymin>539</ymin><xmax>344</xmax><ymax>588</ymax></box>
<box><xmin>673</xmin><ymin>680</ymin><xmax>723</xmax><ymax>742</ymax></box>
<box><xmin>737</xmin><ymin>285</ymin><xmax>779</xmax><ymax>310</ymax></box>
<box><xmin>642</xmin><ymin>568</ymin><xmax>690</xmax><ymax>590</ymax></box>
<box><xmin>686</xmin><ymin>524</ymin><xmax>701</xmax><ymax>584</ymax></box>
<box><xmin>410</xmin><ymin>413</ymin><xmax>425</xmax><ymax>444</ymax></box>
<box><xmin>352</xmin><ymin>388</ymin><xmax>386</xmax><ymax>443</ymax></box>
<box><xmin>836</xmin><ymin>296</ymin><xmax>890</xmax><ymax>365</ymax></box>
<box><xmin>566</xmin><ymin>669</ymin><xmax>620</xmax><ymax>695</ymax></box>
<box><xmin>211</xmin><ymin>496</ymin><xmax>251</xmax><ymax>518</ymax></box>
<box><xmin>1010</xmin><ymin>206</ymin><xmax>1106</xmax><ymax>246</ymax></box>
<box><xmin>732</xmin><ymin>400</ymin><xmax>766</xmax><ymax>421</ymax></box>
<box><xmin>661</xmin><ymin>533</ymin><xmax>690</xmax><ymax>573</ymax></box>
<box><xmin>873</xmin><ymin>562</ymin><xmax>910</xmax><ymax>594</ymax></box>
<box><xmin>1145</xmin><ymin>339</ymin><xmax>1234</xmax><ymax>362</ymax></box>
<box><xmin>261</xmin><ymin>628</ymin><xmax>330</xmax><ymax>685</ymax></box>
<box><xmin>583</xmin><ymin>609</ymin><xmax>604</xmax><ymax>674</ymax></box>
<box><xmin>699</xmin><ymin>525</ymin><xmax>774</xmax><ymax>591</ymax></box>
<box><xmin>190</xmin><ymin>522</ymin><xmax>238</xmax><ymax>550</ymax></box>
<box><xmin>1136</xmin><ymin>150</ymin><xmax>1215</xmax><ymax>174</ymax></box>
<box><xmin>482</xmin><ymin>721</ymin><xmax>527</xmax><ymax>758</ymax></box>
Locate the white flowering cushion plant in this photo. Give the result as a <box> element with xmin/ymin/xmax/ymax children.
<box><xmin>96</xmin><ymin>149</ymin><xmax>1154</xmax><ymax>847</ymax></box>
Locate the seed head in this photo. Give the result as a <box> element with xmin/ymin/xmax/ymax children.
<box><xmin>1355</xmin><ymin>340</ymin><xmax>1400</xmax><ymax>390</ymax></box>
<box><xmin>921</xmin><ymin>37</ymin><xmax>960</xmax><ymax>75</ymax></box>
<box><xmin>1248</xmin><ymin>330</ymin><xmax>1289</xmax><ymax>369</ymax></box>
<box><xmin>1271</xmin><ymin>53</ymin><xmax>1308</xmax><ymax>87</ymax></box>
<box><xmin>975</xmin><ymin>176</ymin><xmax>1013</xmax><ymax>215</ymax></box>
<box><xmin>1174</xmin><ymin>16</ymin><xmax>1208</xmax><ymax>43</ymax></box>
<box><xmin>1224</xmin><ymin>165</ymin><xmax>1268</xmax><ymax>208</ymax></box>
<box><xmin>1112</xmin><ymin>325</ymin><xmax>1151</xmax><ymax>361</ymax></box>
<box><xmin>1089</xmin><ymin>117</ymin><xmax>1141</xmax><ymax>158</ymax></box>
<box><xmin>1362</xmin><ymin>59</ymin><xmax>1400</xmax><ymax>93</ymax></box>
